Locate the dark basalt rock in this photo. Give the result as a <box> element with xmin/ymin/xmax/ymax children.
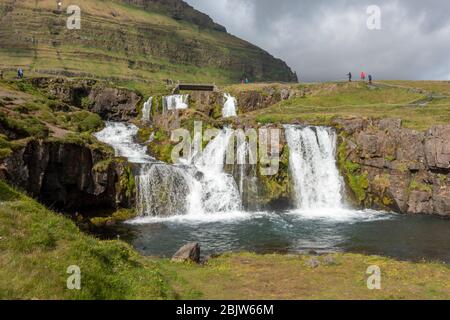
<box><xmin>1</xmin><ymin>139</ymin><xmax>134</xmax><ymax>213</ymax></box>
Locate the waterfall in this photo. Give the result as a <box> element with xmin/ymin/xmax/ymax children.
<box><xmin>95</xmin><ymin>122</ymin><xmax>242</xmax><ymax>217</ymax></box>
<box><xmin>142</xmin><ymin>97</ymin><xmax>152</xmax><ymax>122</ymax></box>
<box><xmin>193</xmin><ymin>128</ymin><xmax>242</xmax><ymax>213</ymax></box>
<box><xmin>94</xmin><ymin>122</ymin><xmax>153</xmax><ymax>164</ymax></box>
<box><xmin>95</xmin><ymin>122</ymin><xmax>196</xmax><ymax>217</ymax></box>
<box><xmin>284</xmin><ymin>125</ymin><xmax>344</xmax><ymax>210</ymax></box>
<box><xmin>136</xmin><ymin>164</ymin><xmax>202</xmax><ymax>217</ymax></box>
<box><xmin>236</xmin><ymin>138</ymin><xmax>248</xmax><ymax>196</ymax></box>
<box><xmin>163</xmin><ymin>94</ymin><xmax>189</xmax><ymax>112</ymax></box>
<box><xmin>222</xmin><ymin>93</ymin><xmax>238</xmax><ymax>118</ymax></box>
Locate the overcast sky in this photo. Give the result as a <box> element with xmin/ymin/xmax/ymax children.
<box><xmin>185</xmin><ymin>0</ymin><xmax>450</xmax><ymax>82</ymax></box>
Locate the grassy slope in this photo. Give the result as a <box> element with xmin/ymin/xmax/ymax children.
<box><xmin>0</xmin><ymin>180</ymin><xmax>173</xmax><ymax>300</ymax></box>
<box><xmin>237</xmin><ymin>81</ymin><xmax>450</xmax><ymax>131</ymax></box>
<box><xmin>1</xmin><ymin>181</ymin><xmax>449</xmax><ymax>300</ymax></box>
<box><xmin>0</xmin><ymin>0</ymin><xmax>295</xmax><ymax>85</ymax></box>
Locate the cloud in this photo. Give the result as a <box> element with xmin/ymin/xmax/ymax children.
<box><xmin>185</xmin><ymin>0</ymin><xmax>450</xmax><ymax>81</ymax></box>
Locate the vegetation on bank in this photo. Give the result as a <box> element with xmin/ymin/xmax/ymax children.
<box><xmin>1</xmin><ymin>180</ymin><xmax>449</xmax><ymax>300</ymax></box>
<box><xmin>244</xmin><ymin>81</ymin><xmax>450</xmax><ymax>131</ymax></box>
<box><xmin>0</xmin><ymin>181</ymin><xmax>172</xmax><ymax>300</ymax></box>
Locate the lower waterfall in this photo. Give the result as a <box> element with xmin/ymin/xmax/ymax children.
<box><xmin>193</xmin><ymin>128</ymin><xmax>242</xmax><ymax>213</ymax></box>
<box><xmin>95</xmin><ymin>123</ymin><xmax>242</xmax><ymax>217</ymax></box>
<box><xmin>284</xmin><ymin>125</ymin><xmax>344</xmax><ymax>210</ymax></box>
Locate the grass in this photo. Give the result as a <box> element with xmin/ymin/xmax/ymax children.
<box><xmin>0</xmin><ymin>180</ymin><xmax>173</xmax><ymax>300</ymax></box>
<box><xmin>158</xmin><ymin>252</ymin><xmax>450</xmax><ymax>300</ymax></box>
<box><xmin>0</xmin><ymin>0</ymin><xmax>294</xmax><ymax>85</ymax></box>
<box><xmin>0</xmin><ymin>180</ymin><xmax>449</xmax><ymax>300</ymax></box>
<box><xmin>244</xmin><ymin>81</ymin><xmax>450</xmax><ymax>130</ymax></box>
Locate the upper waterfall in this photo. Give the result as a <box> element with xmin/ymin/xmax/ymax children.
<box><xmin>163</xmin><ymin>94</ymin><xmax>189</xmax><ymax>112</ymax></box>
<box><xmin>142</xmin><ymin>97</ymin><xmax>152</xmax><ymax>122</ymax></box>
<box><xmin>94</xmin><ymin>122</ymin><xmax>153</xmax><ymax>164</ymax></box>
<box><xmin>222</xmin><ymin>93</ymin><xmax>238</xmax><ymax>118</ymax></box>
<box><xmin>285</xmin><ymin>125</ymin><xmax>344</xmax><ymax>210</ymax></box>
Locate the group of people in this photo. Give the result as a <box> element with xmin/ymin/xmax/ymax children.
<box><xmin>346</xmin><ymin>72</ymin><xmax>373</xmax><ymax>84</ymax></box>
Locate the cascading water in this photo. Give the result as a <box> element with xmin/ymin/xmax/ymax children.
<box><xmin>94</xmin><ymin>122</ymin><xmax>153</xmax><ymax>164</ymax></box>
<box><xmin>193</xmin><ymin>128</ymin><xmax>242</xmax><ymax>213</ymax></box>
<box><xmin>163</xmin><ymin>94</ymin><xmax>189</xmax><ymax>112</ymax></box>
<box><xmin>142</xmin><ymin>97</ymin><xmax>152</xmax><ymax>122</ymax></box>
<box><xmin>95</xmin><ymin>122</ymin><xmax>198</xmax><ymax>217</ymax></box>
<box><xmin>95</xmin><ymin>122</ymin><xmax>242</xmax><ymax>217</ymax></box>
<box><xmin>222</xmin><ymin>93</ymin><xmax>238</xmax><ymax>118</ymax></box>
<box><xmin>284</xmin><ymin>125</ymin><xmax>344</xmax><ymax>210</ymax></box>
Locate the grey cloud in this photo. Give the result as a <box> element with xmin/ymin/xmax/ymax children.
<box><xmin>185</xmin><ymin>0</ymin><xmax>450</xmax><ymax>81</ymax></box>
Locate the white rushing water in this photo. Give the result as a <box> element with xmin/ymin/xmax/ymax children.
<box><xmin>163</xmin><ymin>94</ymin><xmax>189</xmax><ymax>111</ymax></box>
<box><xmin>95</xmin><ymin>122</ymin><xmax>242</xmax><ymax>217</ymax></box>
<box><xmin>193</xmin><ymin>128</ymin><xmax>242</xmax><ymax>213</ymax></box>
<box><xmin>142</xmin><ymin>97</ymin><xmax>152</xmax><ymax>122</ymax></box>
<box><xmin>285</xmin><ymin>125</ymin><xmax>344</xmax><ymax>211</ymax></box>
<box><xmin>94</xmin><ymin>122</ymin><xmax>153</xmax><ymax>164</ymax></box>
<box><xmin>222</xmin><ymin>93</ymin><xmax>238</xmax><ymax>118</ymax></box>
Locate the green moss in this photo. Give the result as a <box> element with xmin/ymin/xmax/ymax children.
<box><xmin>93</xmin><ymin>159</ymin><xmax>112</xmax><ymax>173</ymax></box>
<box><xmin>385</xmin><ymin>155</ymin><xmax>396</xmax><ymax>162</ymax></box>
<box><xmin>337</xmin><ymin>138</ymin><xmax>369</xmax><ymax>204</ymax></box>
<box><xmin>409</xmin><ymin>179</ymin><xmax>433</xmax><ymax>193</ymax></box>
<box><xmin>0</xmin><ymin>112</ymin><xmax>49</xmax><ymax>139</ymax></box>
<box><xmin>90</xmin><ymin>209</ymin><xmax>137</xmax><ymax>227</ymax></box>
<box><xmin>347</xmin><ymin>172</ymin><xmax>369</xmax><ymax>203</ymax></box>
<box><xmin>120</xmin><ymin>166</ymin><xmax>136</xmax><ymax>199</ymax></box>
<box><xmin>148</xmin><ymin>129</ymin><xmax>173</xmax><ymax>163</ymax></box>
<box><xmin>438</xmin><ymin>174</ymin><xmax>447</xmax><ymax>185</ymax></box>
<box><xmin>257</xmin><ymin>144</ymin><xmax>291</xmax><ymax>204</ymax></box>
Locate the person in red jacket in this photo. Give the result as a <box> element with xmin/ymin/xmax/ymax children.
<box><xmin>360</xmin><ymin>72</ymin><xmax>366</xmax><ymax>81</ymax></box>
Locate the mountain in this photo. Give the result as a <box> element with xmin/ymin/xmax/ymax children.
<box><xmin>0</xmin><ymin>0</ymin><xmax>297</xmax><ymax>84</ymax></box>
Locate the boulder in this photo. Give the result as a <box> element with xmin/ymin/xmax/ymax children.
<box><xmin>172</xmin><ymin>242</ymin><xmax>201</xmax><ymax>263</ymax></box>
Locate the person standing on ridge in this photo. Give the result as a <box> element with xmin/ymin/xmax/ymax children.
<box><xmin>368</xmin><ymin>74</ymin><xmax>373</xmax><ymax>84</ymax></box>
<box><xmin>347</xmin><ymin>72</ymin><xmax>352</xmax><ymax>82</ymax></box>
<box><xmin>17</xmin><ymin>68</ymin><xmax>24</xmax><ymax>79</ymax></box>
<box><xmin>360</xmin><ymin>71</ymin><xmax>366</xmax><ymax>81</ymax></box>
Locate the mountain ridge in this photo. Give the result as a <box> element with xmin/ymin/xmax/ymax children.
<box><xmin>0</xmin><ymin>0</ymin><xmax>297</xmax><ymax>84</ymax></box>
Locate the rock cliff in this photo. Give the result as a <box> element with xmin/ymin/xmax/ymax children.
<box><xmin>335</xmin><ymin>118</ymin><xmax>449</xmax><ymax>216</ymax></box>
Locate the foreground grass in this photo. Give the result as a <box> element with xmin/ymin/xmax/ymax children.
<box><xmin>1</xmin><ymin>180</ymin><xmax>449</xmax><ymax>300</ymax></box>
<box><xmin>0</xmin><ymin>181</ymin><xmax>173</xmax><ymax>300</ymax></box>
<box><xmin>160</xmin><ymin>253</ymin><xmax>450</xmax><ymax>300</ymax></box>
<box><xmin>243</xmin><ymin>81</ymin><xmax>450</xmax><ymax>130</ymax></box>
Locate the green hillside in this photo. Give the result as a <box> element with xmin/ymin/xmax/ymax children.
<box><xmin>0</xmin><ymin>0</ymin><xmax>297</xmax><ymax>84</ymax></box>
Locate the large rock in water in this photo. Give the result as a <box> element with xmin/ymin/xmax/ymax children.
<box><xmin>171</xmin><ymin>242</ymin><xmax>201</xmax><ymax>263</ymax></box>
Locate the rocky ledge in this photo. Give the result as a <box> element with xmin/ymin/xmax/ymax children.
<box><xmin>31</xmin><ymin>77</ymin><xmax>141</xmax><ymax>121</ymax></box>
<box><xmin>335</xmin><ymin>118</ymin><xmax>449</xmax><ymax>216</ymax></box>
<box><xmin>0</xmin><ymin>138</ymin><xmax>135</xmax><ymax>213</ymax></box>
